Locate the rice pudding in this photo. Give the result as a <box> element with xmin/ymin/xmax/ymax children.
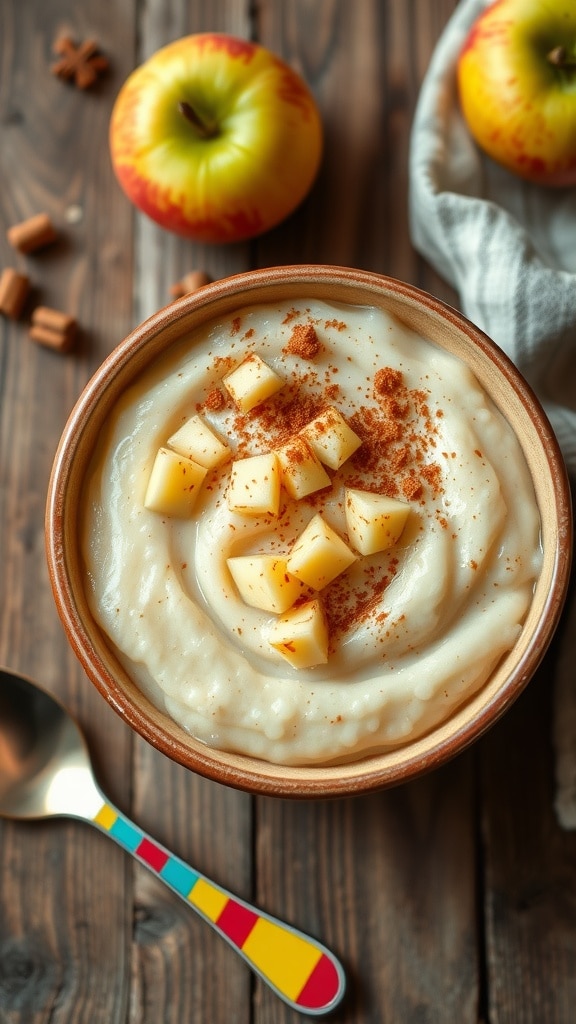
<box><xmin>81</xmin><ymin>298</ymin><xmax>542</xmax><ymax>765</ymax></box>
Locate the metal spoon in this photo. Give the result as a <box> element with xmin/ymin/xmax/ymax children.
<box><xmin>0</xmin><ymin>667</ymin><xmax>345</xmax><ymax>1015</ymax></box>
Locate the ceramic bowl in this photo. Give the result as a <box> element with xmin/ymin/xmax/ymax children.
<box><xmin>45</xmin><ymin>266</ymin><xmax>572</xmax><ymax>797</ymax></box>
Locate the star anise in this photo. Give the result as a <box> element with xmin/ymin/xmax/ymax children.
<box><xmin>51</xmin><ymin>36</ymin><xmax>109</xmax><ymax>89</ymax></box>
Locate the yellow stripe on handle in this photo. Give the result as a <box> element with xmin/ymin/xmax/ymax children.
<box><xmin>242</xmin><ymin>917</ymin><xmax>323</xmax><ymax>1001</ymax></box>
<box><xmin>92</xmin><ymin>801</ymin><xmax>345</xmax><ymax>1013</ymax></box>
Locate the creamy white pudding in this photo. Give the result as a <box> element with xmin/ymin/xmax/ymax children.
<box><xmin>81</xmin><ymin>299</ymin><xmax>542</xmax><ymax>765</ymax></box>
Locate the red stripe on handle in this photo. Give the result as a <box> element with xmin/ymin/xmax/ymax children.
<box><xmin>137</xmin><ymin>837</ymin><xmax>169</xmax><ymax>872</ymax></box>
<box><xmin>216</xmin><ymin>899</ymin><xmax>259</xmax><ymax>947</ymax></box>
<box><xmin>296</xmin><ymin>953</ymin><xmax>342</xmax><ymax>1010</ymax></box>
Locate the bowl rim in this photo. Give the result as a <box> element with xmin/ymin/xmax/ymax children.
<box><xmin>45</xmin><ymin>265</ymin><xmax>573</xmax><ymax>797</ymax></box>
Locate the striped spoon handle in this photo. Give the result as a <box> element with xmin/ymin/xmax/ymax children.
<box><xmin>91</xmin><ymin>797</ymin><xmax>346</xmax><ymax>1015</ymax></box>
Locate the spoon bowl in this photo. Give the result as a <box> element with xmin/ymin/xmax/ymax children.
<box><xmin>0</xmin><ymin>667</ymin><xmax>345</xmax><ymax>1015</ymax></box>
<box><xmin>0</xmin><ymin>668</ymin><xmax>101</xmax><ymax>821</ymax></box>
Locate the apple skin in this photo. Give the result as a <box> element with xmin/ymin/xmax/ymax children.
<box><xmin>110</xmin><ymin>34</ymin><xmax>323</xmax><ymax>243</ymax></box>
<box><xmin>457</xmin><ymin>0</ymin><xmax>576</xmax><ymax>186</ymax></box>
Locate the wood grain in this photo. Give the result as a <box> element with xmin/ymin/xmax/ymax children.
<box><xmin>2</xmin><ymin>1</ymin><xmax>575</xmax><ymax>1022</ymax></box>
<box><xmin>253</xmin><ymin>4</ymin><xmax>476</xmax><ymax>1022</ymax></box>
<box><xmin>0</xmin><ymin>0</ymin><xmax>137</xmax><ymax>1020</ymax></box>
<box><xmin>129</xmin><ymin>3</ymin><xmax>254</xmax><ymax>1023</ymax></box>
<box><xmin>481</xmin><ymin>633</ymin><xmax>576</xmax><ymax>1024</ymax></box>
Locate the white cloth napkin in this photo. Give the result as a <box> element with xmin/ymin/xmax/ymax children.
<box><xmin>409</xmin><ymin>0</ymin><xmax>576</xmax><ymax>469</ymax></box>
<box><xmin>409</xmin><ymin>0</ymin><xmax>576</xmax><ymax>826</ymax></box>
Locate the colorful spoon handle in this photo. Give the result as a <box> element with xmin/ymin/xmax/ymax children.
<box><xmin>91</xmin><ymin>799</ymin><xmax>345</xmax><ymax>1015</ymax></box>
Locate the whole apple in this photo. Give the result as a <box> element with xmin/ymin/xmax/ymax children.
<box><xmin>457</xmin><ymin>0</ymin><xmax>576</xmax><ymax>186</ymax></box>
<box><xmin>110</xmin><ymin>34</ymin><xmax>323</xmax><ymax>243</ymax></box>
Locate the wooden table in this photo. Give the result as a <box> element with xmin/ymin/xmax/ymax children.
<box><xmin>2</xmin><ymin>2</ymin><xmax>575</xmax><ymax>1021</ymax></box>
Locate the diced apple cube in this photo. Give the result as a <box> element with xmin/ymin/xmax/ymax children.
<box><xmin>268</xmin><ymin>599</ymin><xmax>329</xmax><ymax>669</ymax></box>
<box><xmin>300</xmin><ymin>406</ymin><xmax>362</xmax><ymax>469</ymax></box>
<box><xmin>223</xmin><ymin>353</ymin><xmax>284</xmax><ymax>412</ymax></box>
<box><xmin>345</xmin><ymin>488</ymin><xmax>410</xmax><ymax>555</ymax></box>
<box><xmin>227</xmin><ymin>555</ymin><xmax>304</xmax><ymax>614</ymax></box>
<box><xmin>286</xmin><ymin>513</ymin><xmax>357</xmax><ymax>590</ymax></box>
<box><xmin>167</xmin><ymin>414</ymin><xmax>231</xmax><ymax>470</ymax></box>
<box><xmin>227</xmin><ymin>452</ymin><xmax>281</xmax><ymax>517</ymax></box>
<box><xmin>144</xmin><ymin>447</ymin><xmax>207</xmax><ymax>518</ymax></box>
<box><xmin>275</xmin><ymin>436</ymin><xmax>331</xmax><ymax>500</ymax></box>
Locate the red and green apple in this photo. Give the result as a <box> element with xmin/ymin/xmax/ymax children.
<box><xmin>110</xmin><ymin>34</ymin><xmax>323</xmax><ymax>243</ymax></box>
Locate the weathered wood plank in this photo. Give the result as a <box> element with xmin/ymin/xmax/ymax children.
<box><xmin>129</xmin><ymin>3</ymin><xmax>255</xmax><ymax>1022</ymax></box>
<box><xmin>254</xmin><ymin>763</ymin><xmax>478</xmax><ymax>1023</ymax></box>
<box><xmin>134</xmin><ymin>0</ymin><xmax>254</xmax><ymax>325</ymax></box>
<box><xmin>0</xmin><ymin>0</ymin><xmax>137</xmax><ymax>1020</ymax></box>
<box><xmin>252</xmin><ymin>3</ymin><xmax>476</xmax><ymax>1022</ymax></box>
<box><xmin>255</xmin><ymin>0</ymin><xmax>459</xmax><ymax>284</ymax></box>
<box><xmin>5</xmin><ymin>1</ymin><xmax>574</xmax><ymax>1022</ymax></box>
<box><xmin>480</xmin><ymin>630</ymin><xmax>576</xmax><ymax>1024</ymax></box>
<box><xmin>129</xmin><ymin>746</ymin><xmax>253</xmax><ymax>1024</ymax></box>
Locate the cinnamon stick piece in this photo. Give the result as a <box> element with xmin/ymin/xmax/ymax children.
<box><xmin>7</xmin><ymin>213</ymin><xmax>58</xmax><ymax>254</ymax></box>
<box><xmin>0</xmin><ymin>268</ymin><xmax>30</xmax><ymax>319</ymax></box>
<box><xmin>29</xmin><ymin>306</ymin><xmax>77</xmax><ymax>352</ymax></box>
<box><xmin>170</xmin><ymin>270</ymin><xmax>213</xmax><ymax>299</ymax></box>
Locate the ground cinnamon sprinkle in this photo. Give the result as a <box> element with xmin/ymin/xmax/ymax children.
<box><xmin>348</xmin><ymin>409</ymin><xmax>401</xmax><ymax>454</ymax></box>
<box><xmin>374</xmin><ymin>366</ymin><xmax>403</xmax><ymax>395</ymax></box>
<box><xmin>324</xmin><ymin>567</ymin><xmax>391</xmax><ymax>638</ymax></box>
<box><xmin>212</xmin><ymin>354</ymin><xmax>235</xmax><ymax>373</ymax></box>
<box><xmin>204</xmin><ymin>388</ymin><xmax>225</xmax><ymax>412</ymax></box>
<box><xmin>390</xmin><ymin>445</ymin><xmax>410</xmax><ymax>471</ymax></box>
<box><xmin>282</xmin><ymin>308</ymin><xmax>301</xmax><ymax>324</ymax></box>
<box><xmin>401</xmin><ymin>475</ymin><xmax>423</xmax><ymax>501</ymax></box>
<box><xmin>225</xmin><ymin>351</ymin><xmax>448</xmax><ymax>514</ymax></box>
<box><xmin>213</xmin><ymin>340</ymin><xmax>457</xmax><ymax>643</ymax></box>
<box><xmin>200</xmin><ymin>326</ymin><xmax>451</xmax><ymax>637</ymax></box>
<box><xmin>421</xmin><ymin>463</ymin><xmax>442</xmax><ymax>494</ymax></box>
<box><xmin>381</xmin><ymin>396</ymin><xmax>409</xmax><ymax>420</ymax></box>
<box><xmin>348</xmin><ymin>406</ymin><xmax>386</xmax><ymax>453</ymax></box>
<box><xmin>231</xmin><ymin>316</ymin><xmax>242</xmax><ymax>335</ymax></box>
<box><xmin>256</xmin><ymin>392</ymin><xmax>325</xmax><ymax>446</ymax></box>
<box><xmin>281</xmin><ymin>435</ymin><xmax>310</xmax><ymax>466</ymax></box>
<box><xmin>283</xmin><ymin>322</ymin><xmax>321</xmax><ymax>359</ymax></box>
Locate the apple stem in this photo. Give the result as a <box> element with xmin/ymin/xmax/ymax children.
<box><xmin>547</xmin><ymin>45</ymin><xmax>576</xmax><ymax>70</ymax></box>
<box><xmin>178</xmin><ymin>100</ymin><xmax>218</xmax><ymax>139</ymax></box>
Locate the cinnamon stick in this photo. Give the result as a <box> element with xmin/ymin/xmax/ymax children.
<box><xmin>170</xmin><ymin>270</ymin><xmax>213</xmax><ymax>299</ymax></box>
<box><xmin>0</xmin><ymin>268</ymin><xmax>30</xmax><ymax>319</ymax></box>
<box><xmin>30</xmin><ymin>306</ymin><xmax>77</xmax><ymax>352</ymax></box>
<box><xmin>7</xmin><ymin>213</ymin><xmax>58</xmax><ymax>254</ymax></box>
